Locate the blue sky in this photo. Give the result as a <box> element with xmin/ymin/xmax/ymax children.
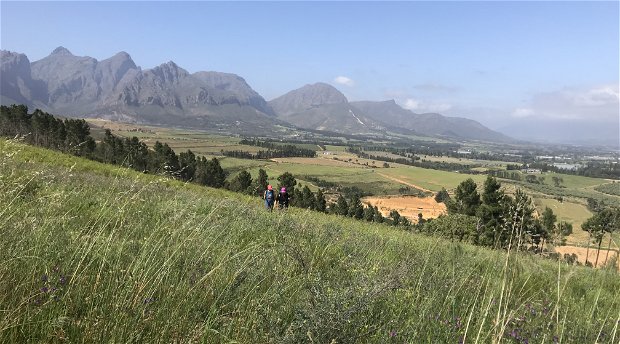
<box><xmin>1</xmin><ymin>1</ymin><xmax>618</xmax><ymax>142</ymax></box>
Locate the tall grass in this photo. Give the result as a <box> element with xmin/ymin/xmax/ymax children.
<box><xmin>1</xmin><ymin>139</ymin><xmax>619</xmax><ymax>343</ymax></box>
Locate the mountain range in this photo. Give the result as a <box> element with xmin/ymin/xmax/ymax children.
<box><xmin>1</xmin><ymin>47</ymin><xmax>511</xmax><ymax>142</ymax></box>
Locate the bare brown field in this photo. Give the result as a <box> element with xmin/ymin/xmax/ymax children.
<box><xmin>554</xmin><ymin>245</ymin><xmax>619</xmax><ymax>269</ymax></box>
<box><xmin>363</xmin><ymin>195</ymin><xmax>447</xmax><ymax>223</ymax></box>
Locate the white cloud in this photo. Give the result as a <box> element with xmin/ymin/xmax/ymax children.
<box><xmin>512</xmin><ymin>84</ymin><xmax>619</xmax><ymax>121</ymax></box>
<box><xmin>402</xmin><ymin>98</ymin><xmax>452</xmax><ymax>113</ymax></box>
<box><xmin>333</xmin><ymin>76</ymin><xmax>355</xmax><ymax>87</ymax></box>
<box><xmin>403</xmin><ymin>98</ymin><xmax>420</xmax><ymax>110</ymax></box>
<box><xmin>512</xmin><ymin>108</ymin><xmax>535</xmax><ymax>118</ymax></box>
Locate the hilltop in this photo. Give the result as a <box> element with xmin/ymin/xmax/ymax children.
<box><xmin>1</xmin><ymin>138</ymin><xmax>618</xmax><ymax>343</ymax></box>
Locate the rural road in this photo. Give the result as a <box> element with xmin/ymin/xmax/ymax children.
<box><xmin>377</xmin><ymin>172</ymin><xmax>435</xmax><ymax>193</ymax></box>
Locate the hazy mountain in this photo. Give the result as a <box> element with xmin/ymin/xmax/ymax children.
<box><xmin>269</xmin><ymin>83</ymin><xmax>386</xmax><ymax>133</ymax></box>
<box><xmin>0</xmin><ymin>50</ymin><xmax>45</xmax><ymax>106</ymax></box>
<box><xmin>1</xmin><ymin>47</ymin><xmax>513</xmax><ymax>141</ymax></box>
<box><xmin>29</xmin><ymin>47</ymin><xmax>138</xmax><ymax>113</ymax></box>
<box><xmin>351</xmin><ymin>100</ymin><xmax>512</xmax><ymax>142</ymax></box>
<box><xmin>1</xmin><ymin>47</ymin><xmax>278</xmax><ymax>132</ymax></box>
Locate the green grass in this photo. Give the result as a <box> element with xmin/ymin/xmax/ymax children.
<box><xmin>2</xmin><ymin>139</ymin><xmax>619</xmax><ymax>343</ymax></box>
<box><xmin>533</xmin><ymin>198</ymin><xmax>593</xmax><ymax>232</ymax></box>
<box><xmin>595</xmin><ymin>182</ymin><xmax>620</xmax><ymax>196</ymax></box>
<box><xmin>381</xmin><ymin>166</ymin><xmax>488</xmax><ymax>192</ymax></box>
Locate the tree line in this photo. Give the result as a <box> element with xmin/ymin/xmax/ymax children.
<box><xmin>0</xmin><ymin>105</ymin><xmax>227</xmax><ymax>188</ymax></box>
<box><xmin>429</xmin><ymin>176</ymin><xmax>619</xmax><ymax>268</ymax></box>
<box><xmin>236</xmin><ymin>138</ymin><xmax>317</xmax><ymax>158</ymax></box>
<box><xmin>347</xmin><ymin>147</ymin><xmax>478</xmax><ymax>172</ymax></box>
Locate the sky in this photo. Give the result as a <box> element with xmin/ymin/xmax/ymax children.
<box><xmin>1</xmin><ymin>1</ymin><xmax>619</xmax><ymax>144</ymax></box>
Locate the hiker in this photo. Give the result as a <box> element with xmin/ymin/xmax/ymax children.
<box><xmin>277</xmin><ymin>187</ymin><xmax>290</xmax><ymax>210</ymax></box>
<box><xmin>263</xmin><ymin>184</ymin><xmax>275</xmax><ymax>211</ymax></box>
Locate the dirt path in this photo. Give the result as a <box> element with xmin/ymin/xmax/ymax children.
<box><xmin>377</xmin><ymin>172</ymin><xmax>434</xmax><ymax>193</ymax></box>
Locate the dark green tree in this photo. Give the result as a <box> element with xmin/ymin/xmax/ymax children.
<box><xmin>582</xmin><ymin>208</ymin><xmax>619</xmax><ymax>267</ymax></box>
<box><xmin>301</xmin><ymin>185</ymin><xmax>316</xmax><ymax>209</ymax></box>
<box><xmin>228</xmin><ymin>170</ymin><xmax>253</xmax><ymax>194</ymax></box>
<box><xmin>315</xmin><ymin>189</ymin><xmax>327</xmax><ymax>213</ymax></box>
<box><xmin>335</xmin><ymin>195</ymin><xmax>349</xmax><ymax>216</ymax></box>
<box><xmin>178</xmin><ymin>150</ymin><xmax>197</xmax><ymax>181</ymax></box>
<box><xmin>348</xmin><ymin>195</ymin><xmax>364</xmax><ymax>219</ymax></box>
<box><xmin>253</xmin><ymin>168</ymin><xmax>269</xmax><ymax>196</ymax></box>
<box><xmin>476</xmin><ymin>176</ymin><xmax>505</xmax><ymax>246</ymax></box>
<box><xmin>434</xmin><ymin>188</ymin><xmax>450</xmax><ymax>203</ymax></box>
<box><xmin>539</xmin><ymin>206</ymin><xmax>557</xmax><ymax>251</ymax></box>
<box><xmin>277</xmin><ymin>172</ymin><xmax>297</xmax><ymax>195</ymax></box>
<box><xmin>373</xmin><ymin>206</ymin><xmax>384</xmax><ymax>223</ymax></box>
<box><xmin>363</xmin><ymin>206</ymin><xmax>375</xmax><ymax>221</ymax></box>
<box><xmin>389</xmin><ymin>210</ymin><xmax>401</xmax><ymax>226</ymax></box>
<box><xmin>449</xmin><ymin>178</ymin><xmax>481</xmax><ymax>216</ymax></box>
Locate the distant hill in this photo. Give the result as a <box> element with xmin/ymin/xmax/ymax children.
<box><xmin>269</xmin><ymin>84</ymin><xmax>511</xmax><ymax>142</ymax></box>
<box><xmin>269</xmin><ymin>83</ymin><xmax>386</xmax><ymax>134</ymax></box>
<box><xmin>351</xmin><ymin>100</ymin><xmax>513</xmax><ymax>142</ymax></box>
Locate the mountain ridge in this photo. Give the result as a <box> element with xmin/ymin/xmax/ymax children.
<box><xmin>1</xmin><ymin>47</ymin><xmax>511</xmax><ymax>142</ymax></box>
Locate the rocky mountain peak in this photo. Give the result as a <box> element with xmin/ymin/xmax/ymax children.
<box><xmin>50</xmin><ymin>46</ymin><xmax>73</xmax><ymax>56</ymax></box>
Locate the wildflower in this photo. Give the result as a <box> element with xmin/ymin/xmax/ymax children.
<box><xmin>41</xmin><ymin>274</ymin><xmax>48</xmax><ymax>282</ymax></box>
<box><xmin>389</xmin><ymin>330</ymin><xmax>397</xmax><ymax>338</ymax></box>
<box><xmin>41</xmin><ymin>287</ymin><xmax>49</xmax><ymax>293</ymax></box>
<box><xmin>59</xmin><ymin>275</ymin><xmax>67</xmax><ymax>285</ymax></box>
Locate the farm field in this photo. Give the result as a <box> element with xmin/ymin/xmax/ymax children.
<box><xmin>83</xmin><ymin>120</ymin><xmax>616</xmax><ymax>240</ymax></box>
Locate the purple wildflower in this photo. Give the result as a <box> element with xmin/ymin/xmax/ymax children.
<box><xmin>40</xmin><ymin>286</ymin><xmax>48</xmax><ymax>293</ymax></box>
<box><xmin>389</xmin><ymin>330</ymin><xmax>397</xmax><ymax>338</ymax></box>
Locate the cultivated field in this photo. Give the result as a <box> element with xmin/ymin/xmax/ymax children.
<box><xmin>83</xmin><ymin>120</ymin><xmax>618</xmax><ymax>244</ymax></box>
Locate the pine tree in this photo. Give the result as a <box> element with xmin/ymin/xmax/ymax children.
<box><xmin>449</xmin><ymin>178</ymin><xmax>481</xmax><ymax>216</ymax></box>
<box><xmin>363</xmin><ymin>206</ymin><xmax>375</xmax><ymax>221</ymax></box>
<box><xmin>373</xmin><ymin>206</ymin><xmax>384</xmax><ymax>223</ymax></box>
<box><xmin>335</xmin><ymin>195</ymin><xmax>349</xmax><ymax>216</ymax></box>
<box><xmin>389</xmin><ymin>210</ymin><xmax>401</xmax><ymax>226</ymax></box>
<box><xmin>348</xmin><ymin>195</ymin><xmax>364</xmax><ymax>219</ymax></box>
<box><xmin>277</xmin><ymin>172</ymin><xmax>297</xmax><ymax>195</ymax></box>
<box><xmin>301</xmin><ymin>185</ymin><xmax>315</xmax><ymax>209</ymax></box>
<box><xmin>315</xmin><ymin>189</ymin><xmax>327</xmax><ymax>213</ymax></box>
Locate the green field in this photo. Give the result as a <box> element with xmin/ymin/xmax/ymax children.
<box><xmin>380</xmin><ymin>166</ymin><xmax>487</xmax><ymax>192</ymax></box>
<box><xmin>1</xmin><ymin>139</ymin><xmax>619</xmax><ymax>343</ymax></box>
<box><xmin>533</xmin><ymin>198</ymin><xmax>593</xmax><ymax>231</ymax></box>
<box><xmin>595</xmin><ymin>182</ymin><xmax>620</xmax><ymax>196</ymax></box>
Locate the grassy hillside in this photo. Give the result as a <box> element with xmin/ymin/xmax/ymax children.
<box><xmin>1</xmin><ymin>138</ymin><xmax>619</xmax><ymax>343</ymax></box>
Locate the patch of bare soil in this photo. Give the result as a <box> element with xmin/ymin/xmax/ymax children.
<box><xmin>554</xmin><ymin>245</ymin><xmax>619</xmax><ymax>269</ymax></box>
<box><xmin>363</xmin><ymin>195</ymin><xmax>446</xmax><ymax>223</ymax></box>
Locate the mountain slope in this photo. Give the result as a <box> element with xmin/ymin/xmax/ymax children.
<box><xmin>1</xmin><ymin>47</ymin><xmax>278</xmax><ymax>132</ymax></box>
<box><xmin>351</xmin><ymin>100</ymin><xmax>512</xmax><ymax>142</ymax></box>
<box><xmin>0</xmin><ymin>50</ymin><xmax>46</xmax><ymax>106</ymax></box>
<box><xmin>269</xmin><ymin>83</ymin><xmax>385</xmax><ymax>134</ymax></box>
